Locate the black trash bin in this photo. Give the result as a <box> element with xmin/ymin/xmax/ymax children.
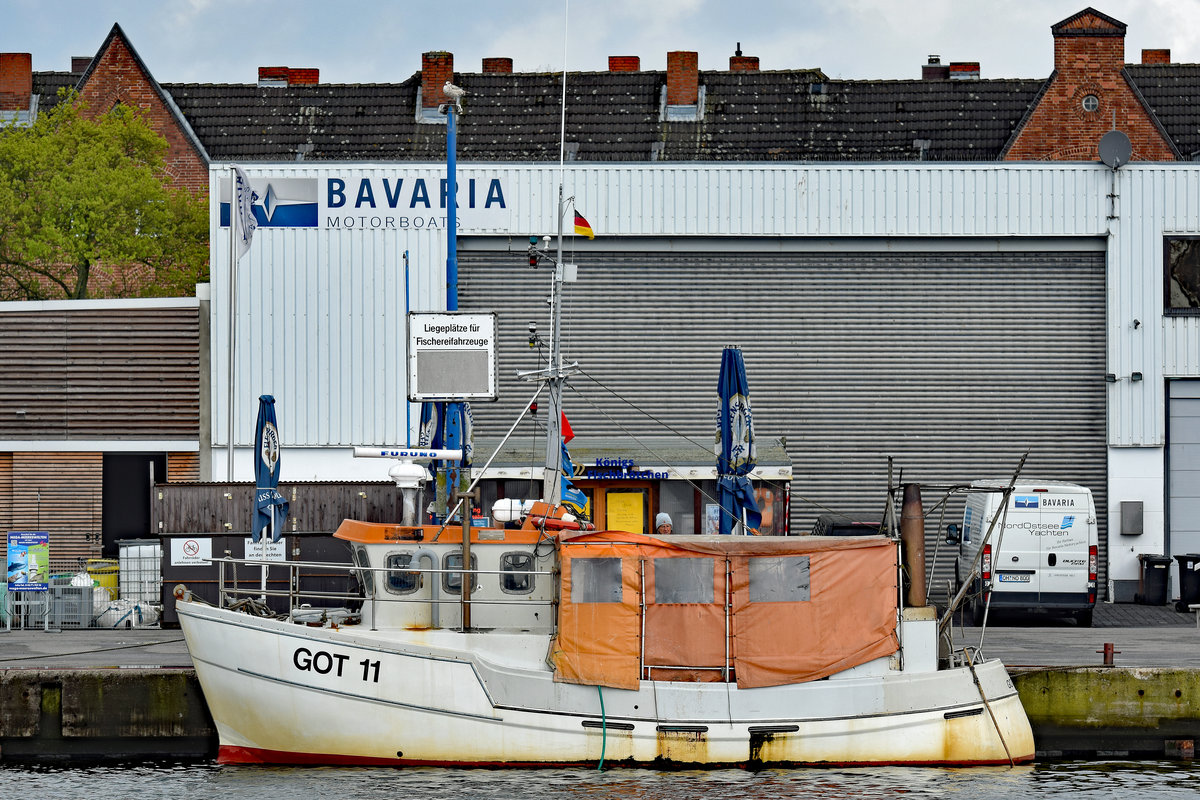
<box><xmin>1136</xmin><ymin>554</ymin><xmax>1171</xmax><ymax>605</ymax></box>
<box><xmin>1174</xmin><ymin>554</ymin><xmax>1200</xmax><ymax>612</ymax></box>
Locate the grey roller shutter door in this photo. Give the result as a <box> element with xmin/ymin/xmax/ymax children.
<box><xmin>1168</xmin><ymin>380</ymin><xmax>1200</xmax><ymax>558</ymax></box>
<box><xmin>459</xmin><ymin>246</ymin><xmax>1107</xmax><ymax>602</ymax></box>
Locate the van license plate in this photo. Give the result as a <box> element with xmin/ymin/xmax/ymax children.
<box><xmin>998</xmin><ymin>573</ymin><xmax>1031</xmax><ymax>583</ymax></box>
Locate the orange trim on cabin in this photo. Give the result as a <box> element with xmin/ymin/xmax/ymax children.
<box><xmin>333</xmin><ymin>518</ymin><xmax>550</xmax><ymax>545</ymax></box>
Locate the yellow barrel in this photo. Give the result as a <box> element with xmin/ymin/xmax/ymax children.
<box><xmin>86</xmin><ymin>558</ymin><xmax>120</xmax><ymax>599</ymax></box>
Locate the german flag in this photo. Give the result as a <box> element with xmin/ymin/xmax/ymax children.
<box><xmin>573</xmin><ymin>211</ymin><xmax>595</xmax><ymax>239</ymax></box>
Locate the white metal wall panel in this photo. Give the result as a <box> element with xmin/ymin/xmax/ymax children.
<box><xmin>209</xmin><ymin>167</ymin><xmax>449</xmax><ymax>449</ymax></box>
<box><xmin>1165</xmin><ymin>317</ymin><xmax>1200</xmax><ymax>376</ymax></box>
<box><xmin>459</xmin><ymin>241</ymin><xmax>1108</xmax><ymax>599</ymax></box>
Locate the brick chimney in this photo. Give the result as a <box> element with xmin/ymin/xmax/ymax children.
<box><xmin>288</xmin><ymin>68</ymin><xmax>319</xmax><ymax>85</ymax></box>
<box><xmin>1142</xmin><ymin>48</ymin><xmax>1171</xmax><ymax>64</ymax></box>
<box><xmin>0</xmin><ymin>53</ymin><xmax>32</xmax><ymax>111</ymax></box>
<box><xmin>258</xmin><ymin>66</ymin><xmax>288</xmax><ymax>86</ymax></box>
<box><xmin>922</xmin><ymin>55</ymin><xmax>949</xmax><ymax>80</ymax></box>
<box><xmin>422</xmin><ymin>51</ymin><xmax>454</xmax><ymax>108</ymax></box>
<box><xmin>258</xmin><ymin>66</ymin><xmax>319</xmax><ymax>87</ymax></box>
<box><xmin>609</xmin><ymin>56</ymin><xmax>640</xmax><ymax>72</ymax></box>
<box><xmin>1053</xmin><ymin>10</ymin><xmax>1125</xmax><ymax>75</ymax></box>
<box><xmin>730</xmin><ymin>43</ymin><xmax>758</xmax><ymax>71</ymax></box>
<box><xmin>482</xmin><ymin>57</ymin><xmax>513</xmax><ymax>74</ymax></box>
<box><xmin>666</xmin><ymin>51</ymin><xmax>699</xmax><ymax>105</ymax></box>
<box><xmin>948</xmin><ymin>62</ymin><xmax>980</xmax><ymax>80</ymax></box>
<box><xmin>71</xmin><ymin>56</ymin><xmax>92</xmax><ymax>73</ymax></box>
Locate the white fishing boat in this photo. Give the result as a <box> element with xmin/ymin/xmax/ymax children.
<box><xmin>177</xmin><ymin>494</ymin><xmax>1034</xmax><ymax>766</ymax></box>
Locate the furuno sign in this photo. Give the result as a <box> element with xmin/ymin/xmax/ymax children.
<box><xmin>220</xmin><ymin>172</ymin><xmax>508</xmax><ymax>232</ymax></box>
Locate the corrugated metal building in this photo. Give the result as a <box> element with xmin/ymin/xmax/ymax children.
<box><xmin>208</xmin><ymin>160</ymin><xmax>1179</xmax><ymax>601</ymax></box>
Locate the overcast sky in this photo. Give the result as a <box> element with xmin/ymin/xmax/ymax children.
<box><xmin>6</xmin><ymin>1</ymin><xmax>1200</xmax><ymax>84</ymax></box>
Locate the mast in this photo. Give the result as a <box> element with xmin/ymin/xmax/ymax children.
<box><xmin>541</xmin><ymin>1</ymin><xmax>572</xmax><ymax>507</ymax></box>
<box><xmin>541</xmin><ymin>187</ymin><xmax>566</xmax><ymax>506</ymax></box>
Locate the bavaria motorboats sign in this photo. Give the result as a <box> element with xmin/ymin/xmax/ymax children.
<box><xmin>407</xmin><ymin>312</ymin><xmax>498</xmax><ymax>401</ymax></box>
<box><xmin>218</xmin><ymin>171</ymin><xmax>509</xmax><ymax>232</ymax></box>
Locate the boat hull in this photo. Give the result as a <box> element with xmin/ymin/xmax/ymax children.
<box><xmin>178</xmin><ymin>601</ymin><xmax>1034</xmax><ymax>767</ymax></box>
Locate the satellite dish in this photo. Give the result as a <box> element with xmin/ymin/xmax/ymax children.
<box><xmin>1099</xmin><ymin>130</ymin><xmax>1132</xmax><ymax>168</ymax></box>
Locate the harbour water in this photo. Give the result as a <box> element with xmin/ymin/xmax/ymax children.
<box><xmin>1</xmin><ymin>761</ymin><xmax>1199</xmax><ymax>799</ymax></box>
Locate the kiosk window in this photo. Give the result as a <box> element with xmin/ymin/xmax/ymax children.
<box><xmin>571</xmin><ymin>558</ymin><xmax>622</xmax><ymax>603</ymax></box>
<box><xmin>653</xmin><ymin>558</ymin><xmax>714</xmax><ymax>604</ymax></box>
<box><xmin>749</xmin><ymin>556</ymin><xmax>810</xmax><ymax>602</ymax></box>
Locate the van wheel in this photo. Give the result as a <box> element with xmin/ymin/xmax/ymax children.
<box><xmin>1074</xmin><ymin>609</ymin><xmax>1094</xmax><ymax>628</ymax></box>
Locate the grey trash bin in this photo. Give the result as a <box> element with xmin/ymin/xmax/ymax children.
<box><xmin>1174</xmin><ymin>553</ymin><xmax>1200</xmax><ymax>612</ymax></box>
<box><xmin>1136</xmin><ymin>553</ymin><xmax>1171</xmax><ymax>606</ymax></box>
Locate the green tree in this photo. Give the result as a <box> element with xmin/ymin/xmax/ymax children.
<box><xmin>0</xmin><ymin>93</ymin><xmax>208</xmax><ymax>300</ymax></box>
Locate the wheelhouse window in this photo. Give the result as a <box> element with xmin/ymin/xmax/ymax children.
<box><xmin>386</xmin><ymin>553</ymin><xmax>421</xmax><ymax>594</ymax></box>
<box><xmin>571</xmin><ymin>557</ymin><xmax>623</xmax><ymax>603</ymax></box>
<box><xmin>500</xmin><ymin>552</ymin><xmax>535</xmax><ymax>594</ymax></box>
<box><xmin>749</xmin><ymin>556</ymin><xmax>810</xmax><ymax>602</ymax></box>
<box><xmin>442</xmin><ymin>551</ymin><xmax>478</xmax><ymax>595</ymax></box>
<box><xmin>653</xmin><ymin>558</ymin><xmax>714</xmax><ymax>604</ymax></box>
<box><xmin>1166</xmin><ymin>236</ymin><xmax>1200</xmax><ymax>312</ymax></box>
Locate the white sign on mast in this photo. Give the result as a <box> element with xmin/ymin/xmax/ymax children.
<box><xmin>407</xmin><ymin>312</ymin><xmax>498</xmax><ymax>401</ymax></box>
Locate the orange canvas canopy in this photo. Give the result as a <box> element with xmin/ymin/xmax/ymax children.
<box><xmin>551</xmin><ymin>532</ymin><xmax>899</xmax><ymax>690</ymax></box>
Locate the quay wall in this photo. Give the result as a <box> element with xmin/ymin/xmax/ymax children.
<box><xmin>0</xmin><ymin>669</ymin><xmax>215</xmax><ymax>761</ymax></box>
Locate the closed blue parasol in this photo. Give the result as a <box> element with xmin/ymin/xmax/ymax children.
<box><xmin>716</xmin><ymin>346</ymin><xmax>761</xmax><ymax>535</ymax></box>
<box><xmin>253</xmin><ymin>395</ymin><xmax>289</xmax><ymax>543</ymax></box>
<box><xmin>419</xmin><ymin>400</ymin><xmax>472</xmax><ymax>520</ymax></box>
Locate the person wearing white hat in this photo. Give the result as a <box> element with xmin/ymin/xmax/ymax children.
<box><xmin>655</xmin><ymin>512</ymin><xmax>673</xmax><ymax>535</ymax></box>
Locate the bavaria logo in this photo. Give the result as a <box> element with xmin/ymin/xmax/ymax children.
<box><xmin>222</xmin><ymin>177</ymin><xmax>319</xmax><ymax>228</ymax></box>
<box><xmin>1060</xmin><ymin>516</ymin><xmax>1075</xmax><ymax>530</ymax></box>
<box><xmin>1015</xmin><ymin>496</ymin><xmax>1039</xmax><ymax>509</ymax></box>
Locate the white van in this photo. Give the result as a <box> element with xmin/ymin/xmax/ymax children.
<box><xmin>947</xmin><ymin>480</ymin><xmax>1098</xmax><ymax>627</ymax></box>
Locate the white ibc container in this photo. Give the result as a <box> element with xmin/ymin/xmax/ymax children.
<box><xmin>118</xmin><ymin>539</ymin><xmax>162</xmax><ymax>603</ymax></box>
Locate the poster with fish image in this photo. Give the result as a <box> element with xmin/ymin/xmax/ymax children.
<box><xmin>7</xmin><ymin>530</ymin><xmax>49</xmax><ymax>591</ymax></box>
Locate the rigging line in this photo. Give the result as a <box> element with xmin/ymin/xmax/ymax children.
<box><xmin>569</xmin><ymin>369</ymin><xmax>795</xmax><ymax>496</ymax></box>
<box><xmin>564</xmin><ymin>384</ymin><xmax>748</xmax><ymax>530</ymax></box>
<box><xmin>574</xmin><ymin>367</ymin><xmax>705</xmax><ymax>445</ymax></box>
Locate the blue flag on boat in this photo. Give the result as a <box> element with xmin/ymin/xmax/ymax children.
<box><xmin>253</xmin><ymin>395</ymin><xmax>289</xmax><ymax>543</ymax></box>
<box><xmin>560</xmin><ymin>443</ymin><xmax>589</xmax><ymax>516</ymax></box>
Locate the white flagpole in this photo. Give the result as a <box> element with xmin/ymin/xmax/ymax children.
<box><xmin>227</xmin><ymin>165</ymin><xmax>238</xmax><ymax>483</ymax></box>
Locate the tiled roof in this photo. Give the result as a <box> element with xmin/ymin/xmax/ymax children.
<box><xmin>1126</xmin><ymin>65</ymin><xmax>1200</xmax><ymax>158</ymax></box>
<box><xmin>32</xmin><ymin>71</ymin><xmax>80</xmax><ymax>111</ymax></box>
<box><xmin>163</xmin><ymin>70</ymin><xmax>1044</xmax><ymax>163</ymax></box>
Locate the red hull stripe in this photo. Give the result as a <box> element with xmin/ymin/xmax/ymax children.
<box><xmin>218</xmin><ymin>745</ymin><xmax>1032</xmax><ymax>768</ymax></box>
